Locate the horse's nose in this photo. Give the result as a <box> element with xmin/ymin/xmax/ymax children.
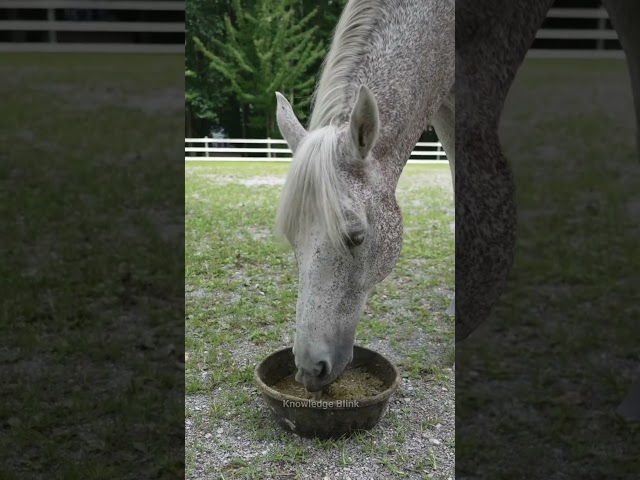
<box><xmin>297</xmin><ymin>359</ymin><xmax>330</xmax><ymax>378</ymax></box>
<box><xmin>295</xmin><ymin>359</ymin><xmax>331</xmax><ymax>389</ymax></box>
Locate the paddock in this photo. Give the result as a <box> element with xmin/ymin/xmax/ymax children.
<box><xmin>185</xmin><ymin>161</ymin><xmax>455</xmax><ymax>479</ymax></box>
<box><xmin>184</xmin><ymin>53</ymin><xmax>640</xmax><ymax>479</ymax></box>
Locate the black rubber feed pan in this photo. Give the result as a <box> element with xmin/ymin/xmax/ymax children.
<box><xmin>254</xmin><ymin>345</ymin><xmax>400</xmax><ymax>439</ymax></box>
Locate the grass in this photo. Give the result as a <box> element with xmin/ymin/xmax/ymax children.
<box><xmin>457</xmin><ymin>58</ymin><xmax>640</xmax><ymax>478</ymax></box>
<box><xmin>185</xmin><ymin>161</ymin><xmax>454</xmax><ymax>478</ymax></box>
<box><xmin>0</xmin><ymin>53</ymin><xmax>184</xmax><ymax>478</ymax></box>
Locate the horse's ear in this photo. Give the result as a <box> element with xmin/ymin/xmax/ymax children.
<box><xmin>349</xmin><ymin>85</ymin><xmax>379</xmax><ymax>160</ymax></box>
<box><xmin>275</xmin><ymin>92</ymin><xmax>306</xmax><ymax>153</ymax></box>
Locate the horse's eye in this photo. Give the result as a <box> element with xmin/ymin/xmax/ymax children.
<box><xmin>345</xmin><ymin>231</ymin><xmax>365</xmax><ymax>248</ymax></box>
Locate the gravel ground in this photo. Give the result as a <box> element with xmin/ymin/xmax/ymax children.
<box><xmin>185</xmin><ymin>164</ymin><xmax>454</xmax><ymax>479</ymax></box>
<box><xmin>186</xmin><ymin>369</ymin><xmax>454</xmax><ymax>480</ymax></box>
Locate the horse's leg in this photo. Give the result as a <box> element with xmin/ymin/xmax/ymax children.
<box><xmin>433</xmin><ymin>91</ymin><xmax>455</xmax><ymax>185</ymax></box>
<box><xmin>602</xmin><ymin>0</ymin><xmax>640</xmax><ymax>158</ymax></box>
<box><xmin>431</xmin><ymin>90</ymin><xmax>455</xmax><ymax>317</ymax></box>
<box><xmin>456</xmin><ymin>0</ymin><xmax>554</xmax><ymax>341</ymax></box>
<box><xmin>601</xmin><ymin>0</ymin><xmax>640</xmax><ymax>420</ymax></box>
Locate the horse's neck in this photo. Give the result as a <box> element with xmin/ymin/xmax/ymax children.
<box><xmin>361</xmin><ymin>0</ymin><xmax>454</xmax><ymax>181</ymax></box>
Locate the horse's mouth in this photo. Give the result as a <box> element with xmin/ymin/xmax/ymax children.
<box><xmin>294</xmin><ymin>346</ymin><xmax>355</xmax><ymax>392</ymax></box>
<box><xmin>296</xmin><ymin>369</ymin><xmax>336</xmax><ymax>392</ymax></box>
<box><xmin>308</xmin><ymin>390</ymin><xmax>324</xmax><ymax>399</ymax></box>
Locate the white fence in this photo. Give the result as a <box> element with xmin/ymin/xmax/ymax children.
<box><xmin>0</xmin><ymin>0</ymin><xmax>184</xmax><ymax>53</ymax></box>
<box><xmin>0</xmin><ymin>4</ymin><xmax>624</xmax><ymax>57</ymax></box>
<box><xmin>528</xmin><ymin>7</ymin><xmax>623</xmax><ymax>59</ymax></box>
<box><xmin>185</xmin><ymin>138</ymin><xmax>448</xmax><ymax>164</ymax></box>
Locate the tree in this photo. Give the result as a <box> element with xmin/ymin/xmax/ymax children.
<box><xmin>185</xmin><ymin>0</ymin><xmax>233</xmax><ymax>137</ymax></box>
<box><xmin>193</xmin><ymin>0</ymin><xmax>325</xmax><ymax>138</ymax></box>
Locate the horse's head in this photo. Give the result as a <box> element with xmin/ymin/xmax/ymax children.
<box><xmin>275</xmin><ymin>87</ymin><xmax>403</xmax><ymax>391</ymax></box>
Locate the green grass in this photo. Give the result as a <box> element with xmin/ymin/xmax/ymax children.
<box><xmin>185</xmin><ymin>161</ymin><xmax>454</xmax><ymax>390</ymax></box>
<box><xmin>185</xmin><ymin>161</ymin><xmax>454</xmax><ymax>477</ymax></box>
<box><xmin>457</xmin><ymin>58</ymin><xmax>640</xmax><ymax>478</ymax></box>
<box><xmin>0</xmin><ymin>53</ymin><xmax>184</xmax><ymax>478</ymax></box>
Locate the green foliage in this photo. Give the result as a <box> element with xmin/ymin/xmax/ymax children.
<box><xmin>193</xmin><ymin>0</ymin><xmax>325</xmax><ymax>137</ymax></box>
<box><xmin>185</xmin><ymin>0</ymin><xmax>232</xmax><ymax>136</ymax></box>
<box><xmin>185</xmin><ymin>0</ymin><xmax>348</xmax><ymax>138</ymax></box>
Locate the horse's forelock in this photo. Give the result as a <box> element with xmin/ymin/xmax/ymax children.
<box><xmin>275</xmin><ymin>126</ymin><xmax>350</xmax><ymax>252</ymax></box>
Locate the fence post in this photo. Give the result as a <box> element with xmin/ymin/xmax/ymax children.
<box><xmin>267</xmin><ymin>137</ymin><xmax>271</xmax><ymax>159</ymax></box>
<box><xmin>205</xmin><ymin>136</ymin><xmax>209</xmax><ymax>158</ymax></box>
<box><xmin>48</xmin><ymin>8</ymin><xmax>57</xmax><ymax>43</ymax></box>
<box><xmin>596</xmin><ymin>9</ymin><xmax>605</xmax><ymax>51</ymax></box>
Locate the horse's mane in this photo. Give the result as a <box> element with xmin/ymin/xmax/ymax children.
<box><xmin>308</xmin><ymin>0</ymin><xmax>387</xmax><ymax>130</ymax></box>
<box><xmin>276</xmin><ymin>0</ymin><xmax>386</xmax><ymax>251</ymax></box>
<box><xmin>275</xmin><ymin>125</ymin><xmax>348</xmax><ymax>251</ymax></box>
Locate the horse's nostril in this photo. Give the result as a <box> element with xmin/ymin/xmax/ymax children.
<box><xmin>318</xmin><ymin>360</ymin><xmax>330</xmax><ymax>378</ymax></box>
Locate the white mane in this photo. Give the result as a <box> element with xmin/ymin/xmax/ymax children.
<box><xmin>308</xmin><ymin>0</ymin><xmax>387</xmax><ymax>130</ymax></box>
<box><xmin>277</xmin><ymin>0</ymin><xmax>387</xmax><ymax>251</ymax></box>
<box><xmin>275</xmin><ymin>125</ymin><xmax>348</xmax><ymax>250</ymax></box>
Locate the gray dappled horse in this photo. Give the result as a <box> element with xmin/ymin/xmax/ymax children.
<box><xmin>456</xmin><ymin>0</ymin><xmax>640</xmax><ymax>419</ymax></box>
<box><xmin>275</xmin><ymin>0</ymin><xmax>454</xmax><ymax>392</ymax></box>
<box><xmin>275</xmin><ymin>0</ymin><xmax>639</xmax><ymax>418</ymax></box>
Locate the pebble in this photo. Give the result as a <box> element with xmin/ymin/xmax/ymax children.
<box><xmin>217</xmin><ymin>427</ymin><xmax>224</xmax><ymax>434</ymax></box>
<box><xmin>205</xmin><ymin>433</ymin><xmax>212</xmax><ymax>439</ymax></box>
<box><xmin>429</xmin><ymin>438</ymin><xmax>441</xmax><ymax>445</ymax></box>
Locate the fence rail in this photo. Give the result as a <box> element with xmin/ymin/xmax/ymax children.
<box><xmin>528</xmin><ymin>7</ymin><xmax>622</xmax><ymax>59</ymax></box>
<box><xmin>0</xmin><ymin>1</ymin><xmax>184</xmax><ymax>9</ymax></box>
<box><xmin>185</xmin><ymin>138</ymin><xmax>448</xmax><ymax>164</ymax></box>
<box><xmin>545</xmin><ymin>8</ymin><xmax>609</xmax><ymax>18</ymax></box>
<box><xmin>1</xmin><ymin>21</ymin><xmax>184</xmax><ymax>33</ymax></box>
<box><xmin>0</xmin><ymin>0</ymin><xmax>184</xmax><ymax>54</ymax></box>
<box><xmin>0</xmin><ymin>4</ymin><xmax>627</xmax><ymax>57</ymax></box>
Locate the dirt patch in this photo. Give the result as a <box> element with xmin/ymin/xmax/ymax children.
<box><xmin>240</xmin><ymin>176</ymin><xmax>286</xmax><ymax>187</ymax></box>
<box><xmin>203</xmin><ymin>174</ymin><xmax>286</xmax><ymax>187</ymax></box>
<box><xmin>38</xmin><ymin>84</ymin><xmax>183</xmax><ymax>114</ymax></box>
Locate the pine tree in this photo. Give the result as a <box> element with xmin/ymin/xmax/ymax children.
<box><xmin>185</xmin><ymin>0</ymin><xmax>233</xmax><ymax>137</ymax></box>
<box><xmin>193</xmin><ymin>0</ymin><xmax>325</xmax><ymax>137</ymax></box>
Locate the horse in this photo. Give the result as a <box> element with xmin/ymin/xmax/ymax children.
<box><xmin>456</xmin><ymin>0</ymin><xmax>640</xmax><ymax>418</ymax></box>
<box><xmin>274</xmin><ymin>0</ymin><xmax>455</xmax><ymax>392</ymax></box>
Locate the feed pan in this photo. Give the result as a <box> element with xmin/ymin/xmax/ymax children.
<box><xmin>254</xmin><ymin>345</ymin><xmax>400</xmax><ymax>439</ymax></box>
